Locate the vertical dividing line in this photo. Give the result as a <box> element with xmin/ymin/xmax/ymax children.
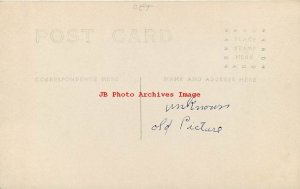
<box><xmin>139</xmin><ymin>77</ymin><xmax>142</xmax><ymax>141</ymax></box>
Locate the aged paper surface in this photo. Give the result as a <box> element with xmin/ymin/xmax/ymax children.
<box><xmin>0</xmin><ymin>1</ymin><xmax>299</xmax><ymax>188</ymax></box>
